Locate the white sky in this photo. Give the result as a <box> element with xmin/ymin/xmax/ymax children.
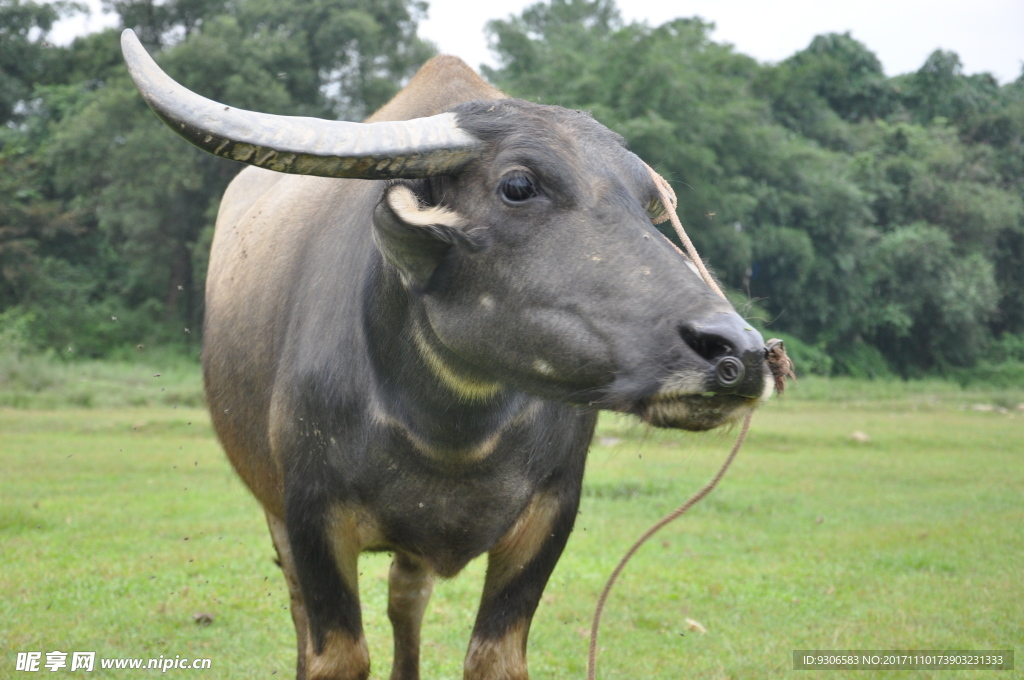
<box><xmin>52</xmin><ymin>0</ymin><xmax>1024</xmax><ymax>84</ymax></box>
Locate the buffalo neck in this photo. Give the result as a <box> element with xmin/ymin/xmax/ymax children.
<box><xmin>362</xmin><ymin>256</ymin><xmax>532</xmax><ymax>457</ymax></box>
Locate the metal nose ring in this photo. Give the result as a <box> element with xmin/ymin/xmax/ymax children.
<box><xmin>715</xmin><ymin>356</ymin><xmax>745</xmax><ymax>388</ymax></box>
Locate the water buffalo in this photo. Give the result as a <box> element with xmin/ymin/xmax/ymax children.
<box><xmin>122</xmin><ymin>29</ymin><xmax>772</xmax><ymax>680</ymax></box>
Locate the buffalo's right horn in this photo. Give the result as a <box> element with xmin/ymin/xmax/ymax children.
<box><xmin>121</xmin><ymin>29</ymin><xmax>484</xmax><ymax>179</ymax></box>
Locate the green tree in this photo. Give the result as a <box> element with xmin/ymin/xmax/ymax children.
<box><xmin>0</xmin><ymin>0</ymin><xmax>84</xmax><ymax>125</ymax></box>
<box><xmin>863</xmin><ymin>222</ymin><xmax>999</xmax><ymax>370</ymax></box>
<box><xmin>753</xmin><ymin>32</ymin><xmax>895</xmax><ymax>150</ymax></box>
<box><xmin>904</xmin><ymin>50</ymin><xmax>1001</xmax><ymax>126</ymax></box>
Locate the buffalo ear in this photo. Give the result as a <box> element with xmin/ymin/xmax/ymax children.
<box><xmin>373</xmin><ymin>184</ymin><xmax>479</xmax><ymax>290</ymax></box>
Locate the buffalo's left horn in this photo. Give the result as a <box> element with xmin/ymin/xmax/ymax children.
<box><xmin>120</xmin><ymin>29</ymin><xmax>484</xmax><ymax>179</ymax></box>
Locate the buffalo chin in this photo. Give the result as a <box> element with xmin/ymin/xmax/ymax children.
<box><xmin>639</xmin><ymin>393</ymin><xmax>757</xmax><ymax>431</ymax></box>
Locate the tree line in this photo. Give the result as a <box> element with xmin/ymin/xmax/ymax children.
<box><xmin>2</xmin><ymin>0</ymin><xmax>1022</xmax><ymax>378</ymax></box>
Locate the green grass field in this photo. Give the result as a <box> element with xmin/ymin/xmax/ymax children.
<box><xmin>1</xmin><ymin>368</ymin><xmax>1021</xmax><ymax>678</ymax></box>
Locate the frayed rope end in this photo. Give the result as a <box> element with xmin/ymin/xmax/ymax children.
<box><xmin>765</xmin><ymin>338</ymin><xmax>796</xmax><ymax>395</ymax></box>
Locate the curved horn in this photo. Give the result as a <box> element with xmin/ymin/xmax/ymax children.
<box><xmin>120</xmin><ymin>29</ymin><xmax>484</xmax><ymax>179</ymax></box>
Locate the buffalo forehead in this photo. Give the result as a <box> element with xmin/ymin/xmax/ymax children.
<box><xmin>453</xmin><ymin>99</ymin><xmax>638</xmax><ymax>178</ymax></box>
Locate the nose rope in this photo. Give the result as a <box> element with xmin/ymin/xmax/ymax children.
<box><xmin>645</xmin><ymin>164</ymin><xmax>726</xmax><ymax>300</ymax></box>
<box><xmin>586</xmin><ymin>411</ymin><xmax>752</xmax><ymax>680</ymax></box>
<box><xmin>585</xmin><ymin>166</ymin><xmax>793</xmax><ymax>680</ymax></box>
<box><xmin>644</xmin><ymin>164</ymin><xmax>796</xmax><ymax>393</ymax></box>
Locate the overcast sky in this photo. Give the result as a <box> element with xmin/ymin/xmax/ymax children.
<box><xmin>52</xmin><ymin>0</ymin><xmax>1024</xmax><ymax>84</ymax></box>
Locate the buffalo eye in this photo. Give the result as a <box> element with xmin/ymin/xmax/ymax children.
<box><xmin>499</xmin><ymin>173</ymin><xmax>538</xmax><ymax>203</ymax></box>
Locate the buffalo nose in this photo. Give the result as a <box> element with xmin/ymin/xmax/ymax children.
<box><xmin>679</xmin><ymin>313</ymin><xmax>767</xmax><ymax>397</ymax></box>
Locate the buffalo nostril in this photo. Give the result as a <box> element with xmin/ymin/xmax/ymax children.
<box><xmin>679</xmin><ymin>325</ymin><xmax>733</xmax><ymax>363</ymax></box>
<box><xmin>715</xmin><ymin>356</ymin><xmax>745</xmax><ymax>388</ymax></box>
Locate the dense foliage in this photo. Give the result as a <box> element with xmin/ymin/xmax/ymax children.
<box><xmin>1</xmin><ymin>0</ymin><xmax>433</xmax><ymax>356</ymax></box>
<box><xmin>2</xmin><ymin>0</ymin><xmax>1022</xmax><ymax>377</ymax></box>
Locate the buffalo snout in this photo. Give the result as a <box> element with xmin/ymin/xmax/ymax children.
<box><xmin>680</xmin><ymin>312</ymin><xmax>768</xmax><ymax>399</ymax></box>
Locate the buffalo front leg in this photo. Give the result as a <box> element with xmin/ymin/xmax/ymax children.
<box><xmin>464</xmin><ymin>492</ymin><xmax>578</xmax><ymax>680</ymax></box>
<box><xmin>387</xmin><ymin>551</ymin><xmax>435</xmax><ymax>680</ymax></box>
<box><xmin>267</xmin><ymin>511</ymin><xmax>312</xmax><ymax>680</ymax></box>
<box><xmin>286</xmin><ymin>496</ymin><xmax>371</xmax><ymax>680</ymax></box>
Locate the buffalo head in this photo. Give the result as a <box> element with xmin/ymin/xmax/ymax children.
<box><xmin>122</xmin><ymin>30</ymin><xmax>771</xmax><ymax>431</ymax></box>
